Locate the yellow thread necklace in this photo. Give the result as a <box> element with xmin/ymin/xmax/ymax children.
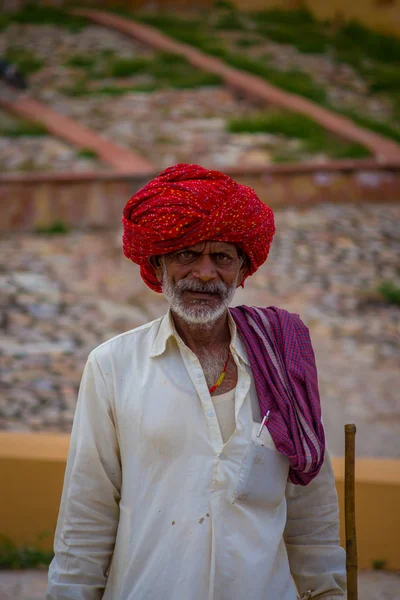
<box><xmin>209</xmin><ymin>351</ymin><xmax>230</xmax><ymax>394</ymax></box>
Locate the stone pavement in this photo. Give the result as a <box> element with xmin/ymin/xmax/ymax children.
<box><xmin>0</xmin><ymin>569</ymin><xmax>399</xmax><ymax>599</ymax></box>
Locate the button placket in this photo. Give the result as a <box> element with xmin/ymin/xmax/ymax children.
<box><xmin>180</xmin><ymin>349</ymin><xmax>224</xmax><ymax>449</ymax></box>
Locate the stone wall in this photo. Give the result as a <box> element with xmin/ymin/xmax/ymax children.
<box><xmin>1</xmin><ymin>161</ymin><xmax>400</xmax><ymax>232</ymax></box>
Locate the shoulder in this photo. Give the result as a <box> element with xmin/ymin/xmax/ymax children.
<box><xmin>235</xmin><ymin>304</ymin><xmax>309</xmax><ymax>334</ymax></box>
<box><xmin>254</xmin><ymin>307</ymin><xmax>318</xmax><ymax>372</ymax></box>
<box><xmin>90</xmin><ymin>316</ymin><xmax>163</xmax><ymax>367</ymax></box>
<box><xmin>250</xmin><ymin>306</ymin><xmax>314</xmax><ymax>356</ymax></box>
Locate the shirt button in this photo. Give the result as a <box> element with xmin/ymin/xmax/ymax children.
<box><xmin>207</xmin><ymin>411</ymin><xmax>215</xmax><ymax>417</ymax></box>
<box><xmin>195</xmin><ymin>371</ymin><xmax>202</xmax><ymax>379</ymax></box>
<box><xmin>219</xmin><ymin>453</ymin><xmax>227</xmax><ymax>461</ymax></box>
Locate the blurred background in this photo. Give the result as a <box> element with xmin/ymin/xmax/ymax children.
<box><xmin>0</xmin><ymin>0</ymin><xmax>399</xmax><ymax>598</ymax></box>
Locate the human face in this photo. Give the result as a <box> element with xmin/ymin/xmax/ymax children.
<box><xmin>156</xmin><ymin>241</ymin><xmax>246</xmax><ymax>325</ymax></box>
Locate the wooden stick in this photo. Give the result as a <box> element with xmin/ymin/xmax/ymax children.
<box><xmin>345</xmin><ymin>424</ymin><xmax>358</xmax><ymax>600</ymax></box>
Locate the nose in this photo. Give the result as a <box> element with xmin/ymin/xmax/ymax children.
<box><xmin>191</xmin><ymin>254</ymin><xmax>217</xmax><ymax>281</ymax></box>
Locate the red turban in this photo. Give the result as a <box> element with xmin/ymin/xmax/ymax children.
<box><xmin>122</xmin><ymin>163</ymin><xmax>275</xmax><ymax>292</ymax></box>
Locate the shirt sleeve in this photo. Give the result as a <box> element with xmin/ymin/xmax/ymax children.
<box><xmin>284</xmin><ymin>449</ymin><xmax>347</xmax><ymax>599</ymax></box>
<box><xmin>46</xmin><ymin>351</ymin><xmax>121</xmax><ymax>600</ymax></box>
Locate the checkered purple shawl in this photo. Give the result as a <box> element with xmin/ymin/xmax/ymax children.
<box><xmin>230</xmin><ymin>305</ymin><xmax>325</xmax><ymax>485</ymax></box>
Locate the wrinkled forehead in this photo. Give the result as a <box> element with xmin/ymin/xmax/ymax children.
<box><xmin>178</xmin><ymin>240</ymin><xmax>241</xmax><ymax>255</ymax></box>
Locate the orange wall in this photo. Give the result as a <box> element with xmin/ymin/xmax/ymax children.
<box><xmin>1</xmin><ymin>433</ymin><xmax>400</xmax><ymax>570</ymax></box>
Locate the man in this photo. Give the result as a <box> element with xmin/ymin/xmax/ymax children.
<box><xmin>47</xmin><ymin>164</ymin><xmax>346</xmax><ymax>599</ymax></box>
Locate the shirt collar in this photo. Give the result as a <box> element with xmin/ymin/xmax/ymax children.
<box><xmin>228</xmin><ymin>309</ymin><xmax>250</xmax><ymax>366</ymax></box>
<box><xmin>150</xmin><ymin>308</ymin><xmax>250</xmax><ymax>366</ymax></box>
<box><xmin>150</xmin><ymin>309</ymin><xmax>178</xmax><ymax>358</ymax></box>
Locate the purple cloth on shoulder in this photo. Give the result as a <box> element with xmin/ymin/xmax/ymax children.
<box><xmin>230</xmin><ymin>305</ymin><xmax>325</xmax><ymax>485</ymax></box>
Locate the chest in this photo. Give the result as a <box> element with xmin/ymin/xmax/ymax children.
<box><xmin>114</xmin><ymin>350</ymin><xmax>289</xmax><ymax>509</ymax></box>
<box><xmin>211</xmin><ymin>358</ymin><xmax>237</xmax><ymax>395</ymax></box>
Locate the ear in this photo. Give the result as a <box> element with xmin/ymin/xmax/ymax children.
<box><xmin>237</xmin><ymin>259</ymin><xmax>248</xmax><ymax>287</ymax></box>
<box><xmin>236</xmin><ymin>249</ymin><xmax>249</xmax><ymax>287</ymax></box>
<box><xmin>149</xmin><ymin>255</ymin><xmax>164</xmax><ymax>283</ymax></box>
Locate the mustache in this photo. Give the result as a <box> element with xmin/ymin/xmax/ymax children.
<box><xmin>175</xmin><ymin>278</ymin><xmax>231</xmax><ymax>299</ymax></box>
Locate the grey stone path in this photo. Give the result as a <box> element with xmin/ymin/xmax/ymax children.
<box><xmin>0</xmin><ymin>569</ymin><xmax>399</xmax><ymax>599</ymax></box>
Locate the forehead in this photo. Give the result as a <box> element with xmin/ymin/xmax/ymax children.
<box><xmin>182</xmin><ymin>241</ymin><xmax>239</xmax><ymax>253</ymax></box>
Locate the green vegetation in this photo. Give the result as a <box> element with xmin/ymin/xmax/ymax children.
<box><xmin>377</xmin><ymin>282</ymin><xmax>400</xmax><ymax>306</ymax></box>
<box><xmin>236</xmin><ymin>37</ymin><xmax>261</xmax><ymax>48</ymax></box>
<box><xmin>251</xmin><ymin>8</ymin><xmax>328</xmax><ymax>54</ymax></box>
<box><xmin>0</xmin><ymin>119</ymin><xmax>47</xmax><ymax>137</ymax></box>
<box><xmin>0</xmin><ymin>535</ymin><xmax>54</xmax><ymax>569</ymax></box>
<box><xmin>335</xmin><ymin>21</ymin><xmax>400</xmax><ymax>66</ymax></box>
<box><xmin>227</xmin><ymin>110</ymin><xmax>370</xmax><ymax>161</ymax></box>
<box><xmin>228</xmin><ymin>111</ymin><xmax>321</xmax><ymax>136</ymax></box>
<box><xmin>61</xmin><ymin>78</ymin><xmax>90</xmax><ymax>97</ymax></box>
<box><xmin>76</xmin><ymin>148</ymin><xmax>98</xmax><ymax>159</ymax></box>
<box><xmin>106</xmin><ymin>56</ymin><xmax>150</xmax><ymax>77</ymax></box>
<box><xmin>127</xmin><ymin>8</ymin><xmax>400</xmax><ymax>141</ymax></box>
<box><xmin>35</xmin><ymin>220</ymin><xmax>70</xmax><ymax>235</ymax></box>
<box><xmin>214</xmin><ymin>11</ymin><xmax>245</xmax><ymax>31</ymax></box>
<box><xmin>329</xmin><ymin>143</ymin><xmax>371</xmax><ymax>160</ymax></box>
<box><xmin>131</xmin><ymin>13</ymin><xmax>327</xmax><ymax>101</ymax></box>
<box><xmin>372</xmin><ymin>559</ymin><xmax>387</xmax><ymax>570</ymax></box>
<box><xmin>213</xmin><ymin>0</ymin><xmax>236</xmax><ymax>10</ymax></box>
<box><xmin>224</xmin><ymin>53</ymin><xmax>327</xmax><ymax>102</ymax></box>
<box><xmin>0</xmin><ymin>3</ymin><xmax>88</xmax><ymax>32</ymax></box>
<box><xmin>246</xmin><ymin>7</ymin><xmax>400</xmax><ymax>66</ymax></box>
<box><xmin>4</xmin><ymin>47</ymin><xmax>43</xmax><ymax>75</ymax></box>
<box><xmin>65</xmin><ymin>54</ymin><xmax>98</xmax><ymax>69</ymax></box>
<box><xmin>366</xmin><ymin>64</ymin><xmax>400</xmax><ymax>95</ymax></box>
<box><xmin>133</xmin><ymin>13</ymin><xmax>225</xmax><ymax>56</ymax></box>
<box><xmin>334</xmin><ymin>108</ymin><xmax>400</xmax><ymax>145</ymax></box>
<box><xmin>3</xmin><ymin>3</ymin><xmax>399</xmax><ymax>147</ymax></box>
<box><xmin>100</xmin><ymin>48</ymin><xmax>116</xmax><ymax>59</ymax></box>
<box><xmin>244</xmin><ymin>10</ymin><xmax>400</xmax><ymax>100</ymax></box>
<box><xmin>61</xmin><ymin>51</ymin><xmax>221</xmax><ymax>95</ymax></box>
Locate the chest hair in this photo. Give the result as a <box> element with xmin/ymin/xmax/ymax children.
<box><xmin>196</xmin><ymin>347</ymin><xmax>237</xmax><ymax>394</ymax></box>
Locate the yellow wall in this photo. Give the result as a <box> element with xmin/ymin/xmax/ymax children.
<box><xmin>0</xmin><ymin>433</ymin><xmax>70</xmax><ymax>549</ymax></box>
<box><xmin>332</xmin><ymin>457</ymin><xmax>400</xmax><ymax>571</ymax></box>
<box><xmin>1</xmin><ymin>432</ymin><xmax>400</xmax><ymax>570</ymax></box>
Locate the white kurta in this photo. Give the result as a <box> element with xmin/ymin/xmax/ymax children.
<box><xmin>47</xmin><ymin>311</ymin><xmax>346</xmax><ymax>600</ymax></box>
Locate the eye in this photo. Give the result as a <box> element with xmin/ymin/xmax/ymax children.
<box><xmin>174</xmin><ymin>250</ymin><xmax>196</xmax><ymax>263</ymax></box>
<box><xmin>214</xmin><ymin>253</ymin><xmax>231</xmax><ymax>262</ymax></box>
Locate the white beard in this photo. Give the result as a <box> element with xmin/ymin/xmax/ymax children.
<box><xmin>161</xmin><ymin>267</ymin><xmax>238</xmax><ymax>328</ymax></box>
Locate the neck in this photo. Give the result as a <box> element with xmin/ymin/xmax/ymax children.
<box><xmin>171</xmin><ymin>309</ymin><xmax>231</xmax><ymax>353</ymax></box>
